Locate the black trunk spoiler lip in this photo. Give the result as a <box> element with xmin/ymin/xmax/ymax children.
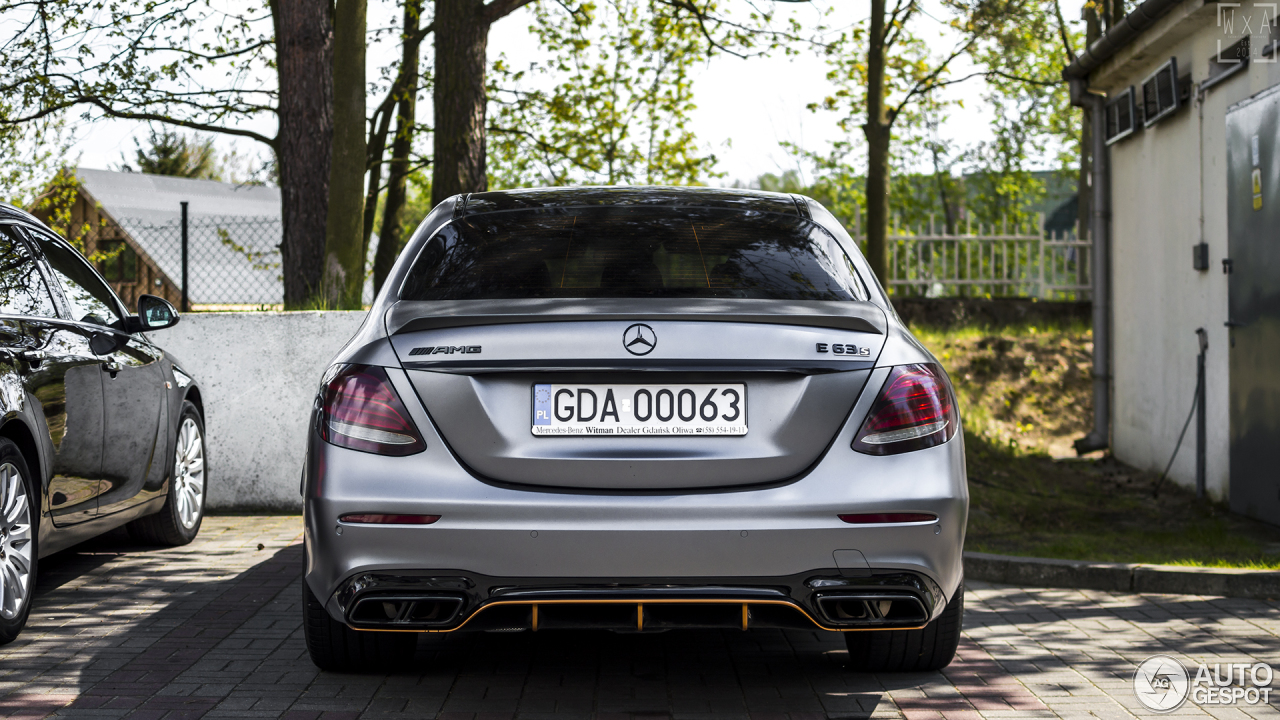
<box><xmin>385</xmin><ymin>298</ymin><xmax>888</xmax><ymax>336</ymax></box>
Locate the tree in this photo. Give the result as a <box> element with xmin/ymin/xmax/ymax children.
<box><xmin>487</xmin><ymin>0</ymin><xmax>720</xmax><ymax>187</ymax></box>
<box><xmin>1</xmin><ymin>0</ymin><xmax>332</xmax><ymax>307</ymax></box>
<box><xmin>432</xmin><ymin>0</ymin><xmax>811</xmax><ymax>205</ymax></box>
<box><xmin>121</xmin><ymin>128</ymin><xmax>219</xmax><ymax>179</ymax></box>
<box><xmin>963</xmin><ymin>1</ymin><xmax>1077</xmax><ymax>228</ymax></box>
<box><xmin>817</xmin><ymin>0</ymin><xmax>1027</xmax><ymax>284</ymax></box>
<box><xmin>274</xmin><ymin>0</ymin><xmax>334</xmax><ymax>307</ymax></box>
<box><xmin>1059</xmin><ymin>0</ymin><xmax>1100</xmax><ymax>242</ymax></box>
<box><xmin>323</xmin><ymin>0</ymin><xmax>368</xmax><ymax>308</ymax></box>
<box><xmin>431</xmin><ymin>0</ymin><xmax>534</xmax><ymax>206</ymax></box>
<box><xmin>370</xmin><ymin>0</ymin><xmax>428</xmax><ymax>296</ymax></box>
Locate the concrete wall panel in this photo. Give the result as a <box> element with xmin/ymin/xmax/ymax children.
<box><xmin>156</xmin><ymin>311</ymin><xmax>370</xmax><ymax>510</ymax></box>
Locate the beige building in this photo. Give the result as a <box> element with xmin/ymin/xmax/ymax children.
<box><xmin>1066</xmin><ymin>0</ymin><xmax>1280</xmax><ymax>523</ymax></box>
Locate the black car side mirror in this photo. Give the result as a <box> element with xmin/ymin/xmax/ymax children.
<box><xmin>136</xmin><ymin>295</ymin><xmax>180</xmax><ymax>332</ymax></box>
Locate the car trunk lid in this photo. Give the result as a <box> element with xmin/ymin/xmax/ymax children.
<box><xmin>389</xmin><ymin>298</ymin><xmax>887</xmax><ymax>490</ymax></box>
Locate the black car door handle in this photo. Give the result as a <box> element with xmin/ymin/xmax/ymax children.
<box><xmin>1225</xmin><ymin>320</ymin><xmax>1246</xmax><ymax>328</ymax></box>
<box><xmin>19</xmin><ymin>350</ymin><xmax>44</xmax><ymax>368</ymax></box>
<box><xmin>102</xmin><ymin>360</ymin><xmax>121</xmax><ymax>377</ymax></box>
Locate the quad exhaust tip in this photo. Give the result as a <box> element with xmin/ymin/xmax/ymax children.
<box><xmin>815</xmin><ymin>593</ymin><xmax>928</xmax><ymax>627</ymax></box>
<box><xmin>348</xmin><ymin>595</ymin><xmax>465</xmax><ymax>629</ymax></box>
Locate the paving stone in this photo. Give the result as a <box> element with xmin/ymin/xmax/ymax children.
<box><xmin>2</xmin><ymin>517</ymin><xmax>1278</xmax><ymax>719</ymax></box>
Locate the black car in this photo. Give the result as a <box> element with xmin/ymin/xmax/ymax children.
<box><xmin>0</xmin><ymin>203</ymin><xmax>206</xmax><ymax>644</ymax></box>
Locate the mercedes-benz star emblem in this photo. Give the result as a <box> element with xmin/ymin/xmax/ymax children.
<box><xmin>623</xmin><ymin>323</ymin><xmax>657</xmax><ymax>356</ymax></box>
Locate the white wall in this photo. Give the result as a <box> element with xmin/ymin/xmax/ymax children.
<box><xmin>1096</xmin><ymin>2</ymin><xmax>1280</xmax><ymax>500</ymax></box>
<box><xmin>158</xmin><ymin>311</ymin><xmax>369</xmax><ymax>510</ymax></box>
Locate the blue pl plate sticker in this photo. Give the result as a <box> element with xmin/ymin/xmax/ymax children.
<box><xmin>533</xmin><ymin>384</ymin><xmax>552</xmax><ymax>425</ymax></box>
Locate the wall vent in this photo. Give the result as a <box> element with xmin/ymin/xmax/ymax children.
<box><xmin>1105</xmin><ymin>87</ymin><xmax>1138</xmax><ymax>145</ymax></box>
<box><xmin>1142</xmin><ymin>57</ymin><xmax>1180</xmax><ymax>127</ymax></box>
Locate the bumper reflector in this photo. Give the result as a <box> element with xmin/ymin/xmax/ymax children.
<box><xmin>339</xmin><ymin>513</ymin><xmax>441</xmax><ymax>524</ymax></box>
<box><xmin>838</xmin><ymin>513</ymin><xmax>937</xmax><ymax>524</ymax></box>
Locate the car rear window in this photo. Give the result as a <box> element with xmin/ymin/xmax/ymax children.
<box><xmin>399</xmin><ymin>208</ymin><xmax>868</xmax><ymax>301</ymax></box>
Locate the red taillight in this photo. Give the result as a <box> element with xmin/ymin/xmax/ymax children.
<box><xmin>321</xmin><ymin>364</ymin><xmax>426</xmax><ymax>456</ymax></box>
<box><xmin>339</xmin><ymin>513</ymin><xmax>440</xmax><ymax>524</ymax></box>
<box><xmin>852</xmin><ymin>364</ymin><xmax>958</xmax><ymax>456</ymax></box>
<box><xmin>838</xmin><ymin>513</ymin><xmax>938</xmax><ymax>524</ymax></box>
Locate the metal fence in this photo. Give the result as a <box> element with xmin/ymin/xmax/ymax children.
<box><xmin>851</xmin><ymin>213</ymin><xmax>1092</xmax><ymax>301</ymax></box>
<box><xmin>113</xmin><ymin>213</ymin><xmax>285</xmax><ymax>310</ymax></box>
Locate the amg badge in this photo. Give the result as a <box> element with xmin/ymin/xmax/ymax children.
<box><xmin>409</xmin><ymin>345</ymin><xmax>482</xmax><ymax>356</ymax></box>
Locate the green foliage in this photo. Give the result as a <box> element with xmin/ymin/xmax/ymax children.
<box><xmin>399</xmin><ymin>171</ymin><xmax>434</xmax><ymax>235</ymax></box>
<box><xmin>0</xmin><ymin>113</ymin><xmax>74</xmax><ymax>210</ymax></box>
<box><xmin>794</xmin><ymin>1</ymin><xmax>1080</xmax><ymax>233</ymax></box>
<box><xmin>488</xmin><ymin>0</ymin><xmax>720</xmax><ymax>187</ymax></box>
<box><xmin>122</xmin><ymin>127</ymin><xmax>219</xmax><ymax>179</ymax></box>
<box><xmin>963</xmin><ymin>3</ymin><xmax>1080</xmax><ymax>226</ymax></box>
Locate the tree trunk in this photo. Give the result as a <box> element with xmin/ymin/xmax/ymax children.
<box><xmin>375</xmin><ymin>0</ymin><xmax>423</xmax><ymax>295</ymax></box>
<box><xmin>931</xmin><ymin>146</ymin><xmax>955</xmax><ymax>235</ymax></box>
<box><xmin>323</xmin><ymin>0</ymin><xmax>368</xmax><ymax>309</ymax></box>
<box><xmin>1107</xmin><ymin>0</ymin><xmax>1124</xmax><ymax>29</ymax></box>
<box><xmin>862</xmin><ymin>0</ymin><xmax>891</xmax><ymax>288</ymax></box>
<box><xmin>1078</xmin><ymin>3</ymin><xmax>1100</xmax><ymax>284</ymax></box>
<box><xmin>273</xmin><ymin>0</ymin><xmax>333</xmax><ymax>309</ymax></box>
<box><xmin>433</xmin><ymin>0</ymin><xmax>490</xmax><ymax>206</ymax></box>
<box><xmin>361</xmin><ymin>107</ymin><xmax>393</xmax><ymax>262</ymax></box>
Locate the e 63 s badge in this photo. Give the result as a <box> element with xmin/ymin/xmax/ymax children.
<box><xmin>816</xmin><ymin>342</ymin><xmax>871</xmax><ymax>357</ymax></box>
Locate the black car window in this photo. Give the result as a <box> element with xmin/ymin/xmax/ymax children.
<box><xmin>0</xmin><ymin>226</ymin><xmax>59</xmax><ymax>319</ymax></box>
<box><xmin>399</xmin><ymin>207</ymin><xmax>869</xmax><ymax>302</ymax></box>
<box><xmin>26</xmin><ymin>230</ymin><xmax>124</xmax><ymax>327</ymax></box>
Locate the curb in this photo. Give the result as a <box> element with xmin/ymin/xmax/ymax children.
<box><xmin>964</xmin><ymin>551</ymin><xmax>1280</xmax><ymax>600</ymax></box>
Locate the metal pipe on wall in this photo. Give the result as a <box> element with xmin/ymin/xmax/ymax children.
<box><xmin>1072</xmin><ymin>86</ymin><xmax>1112</xmax><ymax>455</ymax></box>
<box><xmin>1196</xmin><ymin>327</ymin><xmax>1207</xmax><ymax>499</ymax></box>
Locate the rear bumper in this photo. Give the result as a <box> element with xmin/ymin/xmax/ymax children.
<box><xmin>302</xmin><ymin>448</ymin><xmax>967</xmax><ymax>632</ymax></box>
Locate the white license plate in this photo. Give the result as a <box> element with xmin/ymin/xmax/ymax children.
<box><xmin>532</xmin><ymin>383</ymin><xmax>747</xmax><ymax>436</ymax></box>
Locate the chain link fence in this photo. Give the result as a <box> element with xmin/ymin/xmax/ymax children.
<box><xmin>112</xmin><ymin>215</ymin><xmax>284</xmax><ymax>310</ymax></box>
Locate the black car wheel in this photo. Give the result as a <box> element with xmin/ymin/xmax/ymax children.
<box><xmin>128</xmin><ymin>401</ymin><xmax>205</xmax><ymax>546</ymax></box>
<box><xmin>844</xmin><ymin>585</ymin><xmax>963</xmax><ymax>673</ymax></box>
<box><xmin>0</xmin><ymin>437</ymin><xmax>37</xmax><ymax>646</ymax></box>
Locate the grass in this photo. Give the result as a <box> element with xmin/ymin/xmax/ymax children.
<box><xmin>911</xmin><ymin>318</ymin><xmax>1280</xmax><ymax>570</ymax></box>
<box><xmin>961</xmin><ymin>431</ymin><xmax>1280</xmax><ymax>569</ymax></box>
<box><xmin>913</xmin><ymin>319</ymin><xmax>1095</xmax><ymax>458</ymax></box>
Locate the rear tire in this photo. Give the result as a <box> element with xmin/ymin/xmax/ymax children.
<box><xmin>303</xmin><ymin>579</ymin><xmax>416</xmax><ymax>671</ymax></box>
<box><xmin>0</xmin><ymin>438</ymin><xmax>37</xmax><ymax>646</ymax></box>
<box><xmin>844</xmin><ymin>585</ymin><xmax>963</xmax><ymax>673</ymax></box>
<box><xmin>128</xmin><ymin>401</ymin><xmax>205</xmax><ymax>546</ymax></box>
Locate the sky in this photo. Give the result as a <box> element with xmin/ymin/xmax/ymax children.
<box><xmin>67</xmin><ymin>0</ymin><xmax>1086</xmax><ymax>187</ymax></box>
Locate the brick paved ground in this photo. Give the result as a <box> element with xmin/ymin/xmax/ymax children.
<box><xmin>0</xmin><ymin>516</ymin><xmax>1277</xmax><ymax>720</ymax></box>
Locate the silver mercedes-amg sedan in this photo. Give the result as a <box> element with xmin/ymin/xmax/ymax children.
<box><xmin>301</xmin><ymin>187</ymin><xmax>967</xmax><ymax>673</ymax></box>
